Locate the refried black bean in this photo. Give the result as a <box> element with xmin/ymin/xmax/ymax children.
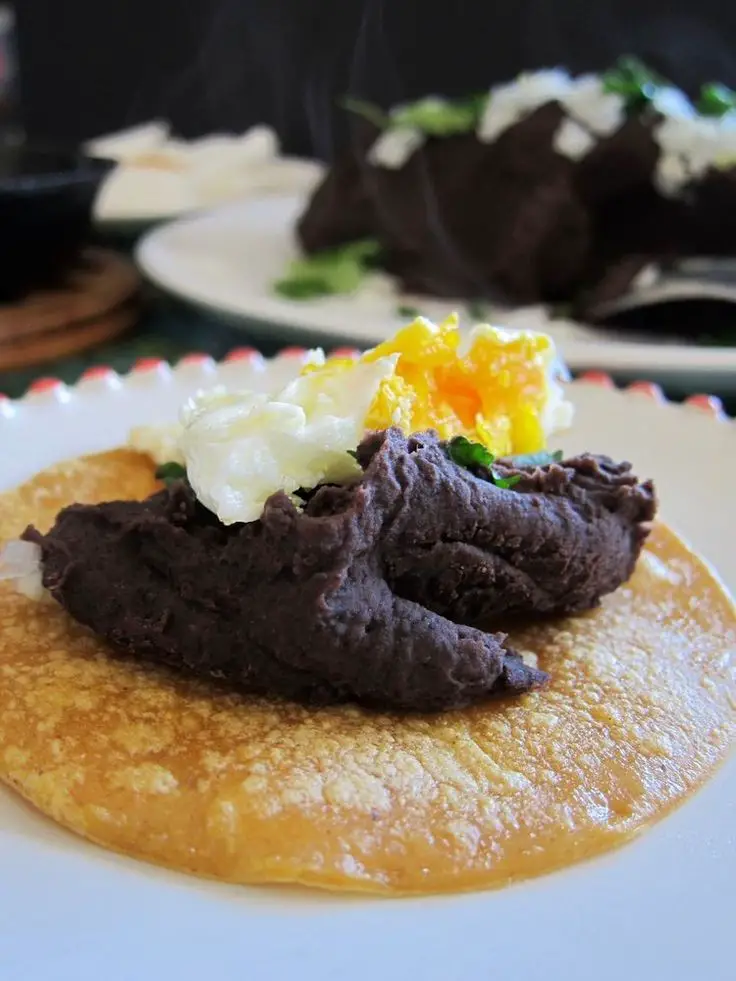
<box><xmin>24</xmin><ymin>429</ymin><xmax>656</xmax><ymax>712</ymax></box>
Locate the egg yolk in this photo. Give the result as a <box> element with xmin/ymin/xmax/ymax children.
<box><xmin>308</xmin><ymin>314</ymin><xmax>559</xmax><ymax>457</ymax></box>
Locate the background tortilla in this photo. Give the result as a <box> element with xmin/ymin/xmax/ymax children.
<box><xmin>0</xmin><ymin>451</ymin><xmax>734</xmax><ymax>894</ymax></box>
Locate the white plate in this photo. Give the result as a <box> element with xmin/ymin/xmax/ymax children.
<box><xmin>136</xmin><ymin>195</ymin><xmax>736</xmax><ymax>393</ymax></box>
<box><xmin>0</xmin><ymin>364</ymin><xmax>734</xmax><ymax>981</ymax></box>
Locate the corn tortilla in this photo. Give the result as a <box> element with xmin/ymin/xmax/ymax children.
<box><xmin>0</xmin><ymin>450</ymin><xmax>734</xmax><ymax>894</ymax></box>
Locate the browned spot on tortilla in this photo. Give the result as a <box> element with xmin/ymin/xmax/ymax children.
<box><xmin>0</xmin><ymin>450</ymin><xmax>734</xmax><ymax>894</ymax></box>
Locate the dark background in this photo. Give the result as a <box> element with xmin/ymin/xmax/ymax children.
<box><xmin>15</xmin><ymin>0</ymin><xmax>736</xmax><ymax>161</ymax></box>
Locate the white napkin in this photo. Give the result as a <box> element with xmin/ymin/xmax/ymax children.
<box><xmin>88</xmin><ymin>122</ymin><xmax>325</xmax><ymax>222</ymax></box>
<box><xmin>84</xmin><ymin>121</ymin><xmax>170</xmax><ymax>162</ymax></box>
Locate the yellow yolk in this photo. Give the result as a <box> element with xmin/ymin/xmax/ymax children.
<box><xmin>323</xmin><ymin>315</ymin><xmax>568</xmax><ymax>457</ymax></box>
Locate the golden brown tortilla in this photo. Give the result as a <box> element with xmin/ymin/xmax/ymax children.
<box><xmin>0</xmin><ymin>451</ymin><xmax>734</xmax><ymax>895</ymax></box>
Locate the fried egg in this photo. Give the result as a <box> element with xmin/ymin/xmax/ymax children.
<box><xmin>129</xmin><ymin>315</ymin><xmax>572</xmax><ymax>524</ymax></box>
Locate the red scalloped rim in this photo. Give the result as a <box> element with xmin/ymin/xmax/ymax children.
<box><xmin>576</xmin><ymin>372</ymin><xmax>727</xmax><ymax>418</ymax></box>
<box><xmin>1</xmin><ymin>352</ymin><xmax>728</xmax><ymax>418</ymax></box>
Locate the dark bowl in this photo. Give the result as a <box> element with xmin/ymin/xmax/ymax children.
<box><xmin>0</xmin><ymin>145</ymin><xmax>115</xmax><ymax>303</ymax></box>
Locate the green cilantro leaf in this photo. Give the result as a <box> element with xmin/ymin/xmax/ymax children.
<box><xmin>343</xmin><ymin>93</ymin><xmax>487</xmax><ymax>138</ymax></box>
<box><xmin>340</xmin><ymin>239</ymin><xmax>382</xmax><ymax>263</ymax></box>
<box><xmin>390</xmin><ymin>94</ymin><xmax>487</xmax><ymax>136</ymax></box>
<box><xmin>274</xmin><ymin>239</ymin><xmax>382</xmax><ymax>301</ymax></box>
<box><xmin>466</xmin><ymin>299</ymin><xmax>490</xmax><ymax>321</ymax></box>
<box><xmin>397</xmin><ymin>304</ymin><xmax>421</xmax><ymax>319</ymax></box>
<box><xmin>446</xmin><ymin>438</ymin><xmax>565</xmax><ymax>488</ymax></box>
<box><xmin>446</xmin><ymin>436</ymin><xmax>523</xmax><ymax>490</ymax></box>
<box><xmin>509</xmin><ymin>450</ymin><xmax>564</xmax><ymax>468</ymax></box>
<box><xmin>274</xmin><ymin>276</ymin><xmax>333</xmax><ymax>300</ymax></box>
<box><xmin>155</xmin><ymin>461</ymin><xmax>187</xmax><ymax>485</ymax></box>
<box><xmin>697</xmin><ymin>82</ymin><xmax>736</xmax><ymax>118</ymax></box>
<box><xmin>602</xmin><ymin>56</ymin><xmax>668</xmax><ymax>115</ymax></box>
<box><xmin>492</xmin><ymin>473</ymin><xmax>522</xmax><ymax>489</ymax></box>
<box><xmin>447</xmin><ymin>435</ymin><xmax>496</xmax><ymax>470</ymax></box>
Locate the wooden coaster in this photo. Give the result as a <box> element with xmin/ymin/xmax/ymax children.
<box><xmin>0</xmin><ymin>249</ymin><xmax>141</xmax><ymax>371</ymax></box>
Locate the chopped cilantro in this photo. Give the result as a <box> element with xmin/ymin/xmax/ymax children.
<box><xmin>397</xmin><ymin>304</ymin><xmax>421</xmax><ymax>319</ymax></box>
<box><xmin>697</xmin><ymin>82</ymin><xmax>736</xmax><ymax>118</ymax></box>
<box><xmin>446</xmin><ymin>438</ymin><xmax>565</xmax><ymax>487</ymax></box>
<box><xmin>447</xmin><ymin>435</ymin><xmax>495</xmax><ymax>470</ymax></box>
<box><xmin>510</xmin><ymin>450</ymin><xmax>564</xmax><ymax>468</ymax></box>
<box><xmin>274</xmin><ymin>276</ymin><xmax>333</xmax><ymax>300</ymax></box>
<box><xmin>155</xmin><ymin>461</ymin><xmax>187</xmax><ymax>485</ymax></box>
<box><xmin>391</xmin><ymin>94</ymin><xmax>487</xmax><ymax>136</ymax></box>
<box><xmin>343</xmin><ymin>93</ymin><xmax>487</xmax><ymax>138</ymax></box>
<box><xmin>466</xmin><ymin>299</ymin><xmax>490</xmax><ymax>321</ymax></box>
<box><xmin>493</xmin><ymin>474</ymin><xmax>522</xmax><ymax>489</ymax></box>
<box><xmin>274</xmin><ymin>239</ymin><xmax>382</xmax><ymax>301</ymax></box>
<box><xmin>446</xmin><ymin>436</ymin><xmax>521</xmax><ymax>489</ymax></box>
<box><xmin>346</xmin><ymin>449</ymin><xmax>360</xmax><ymax>461</ymax></box>
<box><xmin>601</xmin><ymin>57</ymin><xmax>701</xmax><ymax>120</ymax></box>
<box><xmin>602</xmin><ymin>56</ymin><xmax>667</xmax><ymax>115</ymax></box>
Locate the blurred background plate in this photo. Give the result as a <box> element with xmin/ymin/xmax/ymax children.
<box><xmin>136</xmin><ymin>193</ymin><xmax>736</xmax><ymax>394</ymax></box>
<box><xmin>86</xmin><ymin>121</ymin><xmax>325</xmax><ymax>232</ymax></box>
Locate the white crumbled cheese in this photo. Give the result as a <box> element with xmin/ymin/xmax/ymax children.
<box><xmin>655</xmin><ymin>150</ymin><xmax>692</xmax><ymax>197</ymax></box>
<box><xmin>368</xmin><ymin>126</ymin><xmax>425</xmax><ymax>168</ymax></box>
<box><xmin>561</xmin><ymin>74</ymin><xmax>625</xmax><ymax>136</ymax></box>
<box><xmin>552</xmin><ymin>75</ymin><xmax>625</xmax><ymax>160</ymax></box>
<box><xmin>713</xmin><ymin>120</ymin><xmax>736</xmax><ymax>164</ymax></box>
<box><xmin>654</xmin><ymin>113</ymin><xmax>736</xmax><ymax>196</ymax></box>
<box><xmin>553</xmin><ymin>118</ymin><xmax>596</xmax><ymax>160</ymax></box>
<box><xmin>519</xmin><ymin>650</ymin><xmax>539</xmax><ymax>669</ymax></box>
<box><xmin>0</xmin><ymin>540</ymin><xmax>46</xmax><ymax>600</ymax></box>
<box><xmin>178</xmin><ymin>356</ymin><xmax>398</xmax><ymax>525</ymax></box>
<box><xmin>478</xmin><ymin>69</ymin><xmax>572</xmax><ymax>143</ymax></box>
<box><xmin>651</xmin><ymin>86</ymin><xmax>697</xmax><ymax>122</ymax></box>
<box><xmin>477</xmin><ymin>99</ymin><xmax>522</xmax><ymax>144</ymax></box>
<box><xmin>371</xmin><ymin>68</ymin><xmax>736</xmax><ymax>194</ymax></box>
